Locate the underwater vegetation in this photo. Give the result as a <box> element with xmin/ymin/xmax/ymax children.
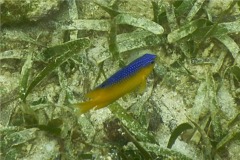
<box><xmin>0</xmin><ymin>0</ymin><xmax>240</xmax><ymax>159</ymax></box>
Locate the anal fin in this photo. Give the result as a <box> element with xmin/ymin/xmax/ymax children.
<box><xmin>85</xmin><ymin>88</ymin><xmax>102</xmax><ymax>99</ymax></box>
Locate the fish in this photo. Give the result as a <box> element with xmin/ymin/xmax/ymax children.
<box><xmin>74</xmin><ymin>53</ymin><xmax>156</xmax><ymax>113</ymax></box>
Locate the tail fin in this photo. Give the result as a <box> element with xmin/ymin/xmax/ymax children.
<box><xmin>72</xmin><ymin>101</ymin><xmax>97</xmax><ymax>114</ymax></box>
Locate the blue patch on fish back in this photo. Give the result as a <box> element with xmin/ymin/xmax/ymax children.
<box><xmin>97</xmin><ymin>53</ymin><xmax>156</xmax><ymax>88</ymax></box>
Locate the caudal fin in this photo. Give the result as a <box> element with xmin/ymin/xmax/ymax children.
<box><xmin>73</xmin><ymin>101</ymin><xmax>97</xmax><ymax>114</ymax></box>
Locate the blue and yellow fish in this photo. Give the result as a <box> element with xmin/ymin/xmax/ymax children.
<box><xmin>74</xmin><ymin>53</ymin><xmax>156</xmax><ymax>113</ymax></box>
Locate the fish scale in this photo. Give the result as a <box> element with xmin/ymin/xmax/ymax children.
<box><xmin>97</xmin><ymin>53</ymin><xmax>156</xmax><ymax>88</ymax></box>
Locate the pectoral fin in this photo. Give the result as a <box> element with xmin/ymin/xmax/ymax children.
<box><xmin>73</xmin><ymin>100</ymin><xmax>97</xmax><ymax>114</ymax></box>
<box><xmin>137</xmin><ymin>79</ymin><xmax>147</xmax><ymax>94</ymax></box>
